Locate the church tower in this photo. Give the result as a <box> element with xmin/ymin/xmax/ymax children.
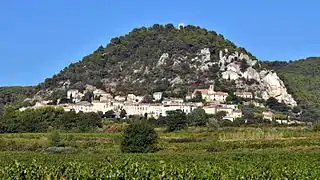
<box><xmin>209</xmin><ymin>85</ymin><xmax>214</xmax><ymax>91</ymax></box>
<box><xmin>209</xmin><ymin>81</ymin><xmax>215</xmax><ymax>94</ymax></box>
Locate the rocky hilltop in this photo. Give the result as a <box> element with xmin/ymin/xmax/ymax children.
<box><xmin>218</xmin><ymin>49</ymin><xmax>296</xmax><ymax>106</ymax></box>
<box><xmin>32</xmin><ymin>24</ymin><xmax>295</xmax><ymax>106</ymax></box>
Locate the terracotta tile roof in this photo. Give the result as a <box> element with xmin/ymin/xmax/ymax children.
<box><xmin>213</xmin><ymin>92</ymin><xmax>228</xmax><ymax>96</ymax></box>
<box><xmin>193</xmin><ymin>89</ymin><xmax>208</xmax><ymax>94</ymax></box>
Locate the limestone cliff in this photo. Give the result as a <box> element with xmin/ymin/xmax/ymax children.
<box><xmin>218</xmin><ymin>49</ymin><xmax>297</xmax><ymax>107</ymax></box>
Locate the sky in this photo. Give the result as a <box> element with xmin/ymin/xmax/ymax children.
<box><xmin>0</xmin><ymin>0</ymin><xmax>319</xmax><ymax>86</ymax></box>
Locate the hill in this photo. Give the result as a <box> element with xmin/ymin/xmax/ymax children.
<box><xmin>37</xmin><ymin>24</ymin><xmax>256</xmax><ymax>96</ymax></box>
<box><xmin>33</xmin><ymin>24</ymin><xmax>295</xmax><ymax>106</ymax></box>
<box><xmin>265</xmin><ymin>58</ymin><xmax>320</xmax><ymax>121</ymax></box>
<box><xmin>0</xmin><ymin>86</ymin><xmax>36</xmax><ymax>117</ymax></box>
<box><xmin>4</xmin><ymin>24</ymin><xmax>319</xmax><ymax>121</ymax></box>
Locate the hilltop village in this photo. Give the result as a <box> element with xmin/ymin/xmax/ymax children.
<box><xmin>20</xmin><ymin>82</ymin><xmax>303</xmax><ymax>125</ymax></box>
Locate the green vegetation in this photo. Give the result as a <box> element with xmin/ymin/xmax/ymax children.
<box><xmin>165</xmin><ymin>110</ymin><xmax>188</xmax><ymax>132</ymax></box>
<box><xmin>121</xmin><ymin>122</ymin><xmax>158</xmax><ymax>153</ymax></box>
<box><xmin>187</xmin><ymin>108</ymin><xmax>209</xmax><ymax>126</ymax></box>
<box><xmin>265</xmin><ymin>57</ymin><xmax>320</xmax><ymax>122</ymax></box>
<box><xmin>0</xmin><ymin>86</ymin><xmax>36</xmax><ymax>120</ymax></box>
<box><xmin>1</xmin><ymin>24</ymin><xmax>320</xmax><ymax>177</ymax></box>
<box><xmin>0</xmin><ymin>106</ymin><xmax>102</xmax><ymax>133</ymax></box>
<box><xmin>38</xmin><ymin>24</ymin><xmax>255</xmax><ymax>97</ymax></box>
<box><xmin>0</xmin><ymin>150</ymin><xmax>320</xmax><ymax>179</ymax></box>
<box><xmin>0</xmin><ymin>126</ymin><xmax>319</xmax><ymax>178</ymax></box>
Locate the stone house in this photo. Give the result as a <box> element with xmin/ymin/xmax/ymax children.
<box><xmin>162</xmin><ymin>98</ymin><xmax>184</xmax><ymax>105</ymax></box>
<box><xmin>67</xmin><ymin>89</ymin><xmax>84</xmax><ymax>103</ymax></box>
<box><xmin>223</xmin><ymin>110</ymin><xmax>243</xmax><ymax>122</ymax></box>
<box><xmin>263</xmin><ymin>111</ymin><xmax>274</xmax><ymax>121</ymax></box>
<box><xmin>203</xmin><ymin>104</ymin><xmax>218</xmax><ymax>115</ymax></box>
<box><xmin>191</xmin><ymin>84</ymin><xmax>228</xmax><ymax>103</ymax></box>
<box><xmin>114</xmin><ymin>96</ymin><xmax>126</xmax><ymax>102</ymax></box>
<box><xmin>235</xmin><ymin>92</ymin><xmax>253</xmax><ymax>99</ymax></box>
<box><xmin>153</xmin><ymin>92</ymin><xmax>163</xmax><ymax>101</ymax></box>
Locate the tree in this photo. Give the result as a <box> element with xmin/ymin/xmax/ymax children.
<box><xmin>215</xmin><ymin>111</ymin><xmax>227</xmax><ymax>121</ymax></box>
<box><xmin>77</xmin><ymin>112</ymin><xmax>102</xmax><ymax>132</ymax></box>
<box><xmin>187</xmin><ymin>108</ymin><xmax>208</xmax><ymax>126</ymax></box>
<box><xmin>142</xmin><ymin>95</ymin><xmax>153</xmax><ymax>103</ymax></box>
<box><xmin>105</xmin><ymin>110</ymin><xmax>116</xmax><ymax>118</ymax></box>
<box><xmin>292</xmin><ymin>106</ymin><xmax>302</xmax><ymax>114</ymax></box>
<box><xmin>266</xmin><ymin>97</ymin><xmax>290</xmax><ymax>112</ymax></box>
<box><xmin>233</xmin><ymin>117</ymin><xmax>245</xmax><ymax>127</ymax></box>
<box><xmin>165</xmin><ymin>110</ymin><xmax>187</xmax><ymax>132</ymax></box>
<box><xmin>121</xmin><ymin>122</ymin><xmax>158</xmax><ymax>153</ymax></box>
<box><xmin>240</xmin><ymin>59</ymin><xmax>250</xmax><ymax>72</ymax></box>
<box><xmin>82</xmin><ymin>91</ymin><xmax>94</xmax><ymax>103</ymax></box>
<box><xmin>218</xmin><ymin>119</ymin><xmax>234</xmax><ymax>127</ymax></box>
<box><xmin>192</xmin><ymin>91</ymin><xmax>203</xmax><ymax>102</ymax></box>
<box><xmin>226</xmin><ymin>89</ymin><xmax>242</xmax><ymax>104</ymax></box>
<box><xmin>120</xmin><ymin>109</ymin><xmax>127</xmax><ymax>119</ymax></box>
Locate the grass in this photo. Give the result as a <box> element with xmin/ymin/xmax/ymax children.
<box><xmin>0</xmin><ymin>126</ymin><xmax>319</xmax><ymax>153</ymax></box>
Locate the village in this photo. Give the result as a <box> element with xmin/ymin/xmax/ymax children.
<box><xmin>20</xmin><ymin>82</ymin><xmax>304</xmax><ymax>125</ymax></box>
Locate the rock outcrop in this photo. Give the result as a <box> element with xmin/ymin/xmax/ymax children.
<box><xmin>218</xmin><ymin>50</ymin><xmax>297</xmax><ymax>107</ymax></box>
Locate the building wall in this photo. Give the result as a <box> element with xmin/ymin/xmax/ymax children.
<box><xmin>92</xmin><ymin>102</ymin><xmax>114</xmax><ymax>113</ymax></box>
<box><xmin>203</xmin><ymin>106</ymin><xmax>217</xmax><ymax>115</ymax></box>
<box><xmin>153</xmin><ymin>92</ymin><xmax>163</xmax><ymax>101</ymax></box>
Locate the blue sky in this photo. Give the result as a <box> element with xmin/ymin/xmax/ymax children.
<box><xmin>1</xmin><ymin>0</ymin><xmax>319</xmax><ymax>86</ymax></box>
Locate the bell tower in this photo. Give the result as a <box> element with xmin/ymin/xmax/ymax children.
<box><xmin>209</xmin><ymin>85</ymin><xmax>214</xmax><ymax>90</ymax></box>
<box><xmin>209</xmin><ymin>81</ymin><xmax>215</xmax><ymax>94</ymax></box>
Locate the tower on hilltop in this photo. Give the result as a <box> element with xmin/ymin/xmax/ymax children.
<box><xmin>178</xmin><ymin>22</ymin><xmax>185</xmax><ymax>30</ymax></box>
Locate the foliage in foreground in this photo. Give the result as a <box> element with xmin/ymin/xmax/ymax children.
<box><xmin>0</xmin><ymin>150</ymin><xmax>320</xmax><ymax>179</ymax></box>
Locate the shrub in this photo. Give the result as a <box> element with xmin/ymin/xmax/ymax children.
<box><xmin>121</xmin><ymin>122</ymin><xmax>158</xmax><ymax>153</ymax></box>
<box><xmin>168</xmin><ymin>138</ymin><xmax>202</xmax><ymax>143</ymax></box>
<box><xmin>207</xmin><ymin>118</ymin><xmax>219</xmax><ymax>132</ymax></box>
<box><xmin>48</xmin><ymin>131</ymin><xmax>64</xmax><ymax>147</ymax></box>
<box><xmin>312</xmin><ymin>121</ymin><xmax>320</xmax><ymax>131</ymax></box>
<box><xmin>103</xmin><ymin>121</ymin><xmax>129</xmax><ymax>133</ymax></box>
<box><xmin>44</xmin><ymin>147</ymin><xmax>74</xmax><ymax>154</ymax></box>
<box><xmin>207</xmin><ymin>146</ymin><xmax>219</xmax><ymax>152</ymax></box>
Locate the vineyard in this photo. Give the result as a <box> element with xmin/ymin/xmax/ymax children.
<box><xmin>0</xmin><ymin>150</ymin><xmax>320</xmax><ymax>179</ymax></box>
<box><xmin>0</xmin><ymin>126</ymin><xmax>320</xmax><ymax>179</ymax></box>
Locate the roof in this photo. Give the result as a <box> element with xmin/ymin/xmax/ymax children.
<box><xmin>153</xmin><ymin>92</ymin><xmax>163</xmax><ymax>95</ymax></box>
<box><xmin>203</xmin><ymin>104</ymin><xmax>218</xmax><ymax>108</ymax></box>
<box><xmin>235</xmin><ymin>92</ymin><xmax>252</xmax><ymax>96</ymax></box>
<box><xmin>74</xmin><ymin>101</ymin><xmax>92</xmax><ymax>106</ymax></box>
<box><xmin>211</xmin><ymin>91</ymin><xmax>228</xmax><ymax>96</ymax></box>
<box><xmin>263</xmin><ymin>111</ymin><xmax>274</xmax><ymax>116</ymax></box>
<box><xmin>193</xmin><ymin>89</ymin><xmax>208</xmax><ymax>94</ymax></box>
<box><xmin>93</xmin><ymin>89</ymin><xmax>107</xmax><ymax>94</ymax></box>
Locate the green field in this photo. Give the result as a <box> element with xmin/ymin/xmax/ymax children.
<box><xmin>1</xmin><ymin>126</ymin><xmax>320</xmax><ymax>179</ymax></box>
